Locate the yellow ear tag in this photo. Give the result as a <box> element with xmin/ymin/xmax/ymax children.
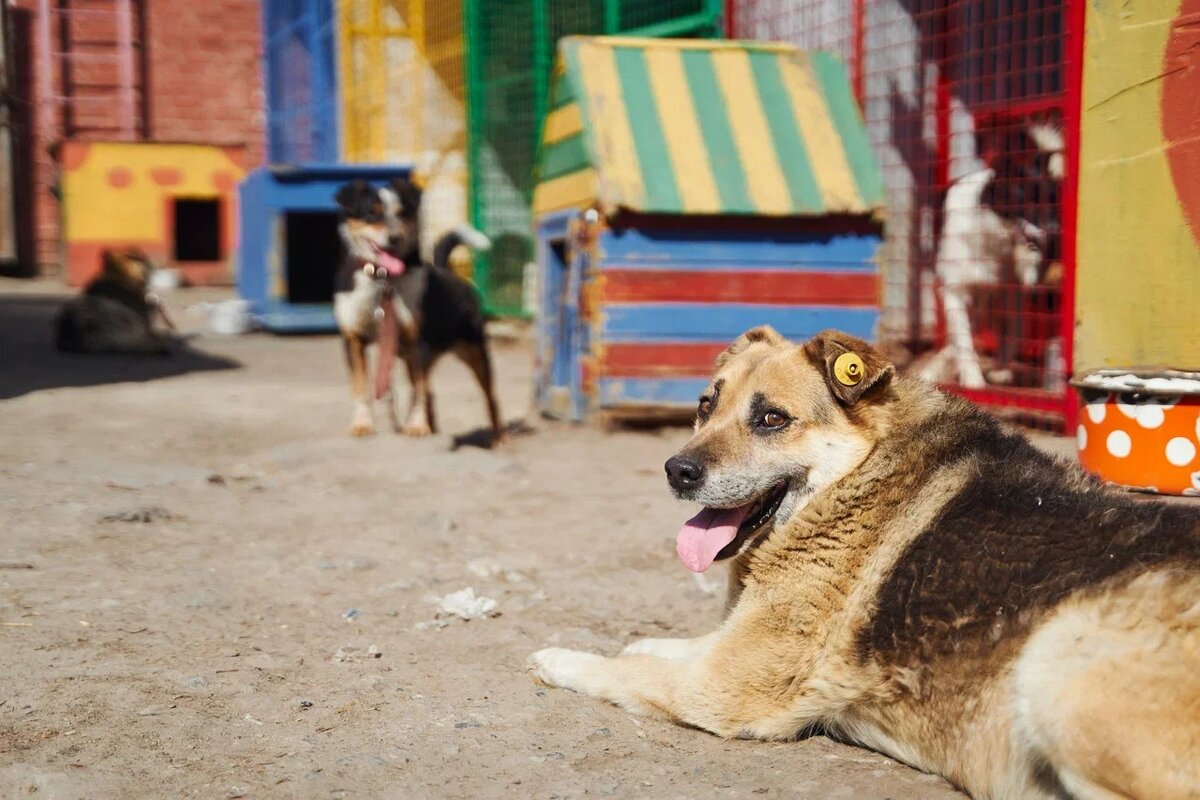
<box><xmin>834</xmin><ymin>353</ymin><xmax>864</xmax><ymax>386</ymax></box>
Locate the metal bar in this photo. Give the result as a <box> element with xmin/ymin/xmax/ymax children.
<box><xmin>367</xmin><ymin>0</ymin><xmax>385</xmax><ymax>161</ymax></box>
<box><xmin>36</xmin><ymin>0</ymin><xmax>54</xmax><ymax>144</ymax></box>
<box><xmin>623</xmin><ymin>11</ymin><xmax>720</xmax><ymax>39</ymax></box>
<box><xmin>929</xmin><ymin>4</ymin><xmax>954</xmax><ymax>351</ymax></box>
<box><xmin>114</xmin><ymin>0</ymin><xmax>135</xmax><ymax>138</ymax></box>
<box><xmin>462</xmin><ymin>0</ymin><xmax>492</xmax><ymax>312</ymax></box>
<box><xmin>342</xmin><ymin>24</ymin><xmax>406</xmax><ymax>36</ymax></box>
<box><xmin>339</xmin><ymin>0</ymin><xmax>356</xmax><ymax>160</ymax></box>
<box><xmin>532</xmin><ymin>0</ymin><xmax>549</xmax><ymax>189</ymax></box>
<box><xmin>708</xmin><ymin>0</ymin><xmax>725</xmax><ymax>37</ymax></box>
<box><xmin>971</xmin><ymin>97</ymin><xmax>1064</xmax><ymax>120</ymax></box>
<box><xmin>851</xmin><ymin>0</ymin><xmax>865</xmax><ymax>106</ymax></box>
<box><xmin>260</xmin><ymin>0</ymin><xmax>276</xmax><ymax>161</ymax></box>
<box><xmin>603</xmin><ymin>0</ymin><xmax>619</xmax><ymax>34</ymax></box>
<box><xmin>723</xmin><ymin>0</ymin><xmax>735</xmax><ymax>37</ymax></box>
<box><xmin>411</xmin><ymin>0</ymin><xmax>424</xmax><ymax>164</ymax></box>
<box><xmin>1060</xmin><ymin>0</ymin><xmax>1086</xmax><ymax>434</ymax></box>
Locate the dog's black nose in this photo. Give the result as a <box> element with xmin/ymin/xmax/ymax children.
<box><xmin>665</xmin><ymin>455</ymin><xmax>705</xmax><ymax>491</ymax></box>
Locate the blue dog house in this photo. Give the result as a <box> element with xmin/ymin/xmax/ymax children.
<box><xmin>237</xmin><ymin>164</ymin><xmax>411</xmax><ymax>332</ymax></box>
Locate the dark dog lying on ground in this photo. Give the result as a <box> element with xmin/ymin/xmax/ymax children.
<box><xmin>333</xmin><ymin>177</ymin><xmax>502</xmax><ymax>441</ymax></box>
<box><xmin>55</xmin><ymin>248</ymin><xmax>172</xmax><ymax>355</ymax></box>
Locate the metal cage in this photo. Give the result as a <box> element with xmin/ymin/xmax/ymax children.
<box><xmin>731</xmin><ymin>0</ymin><xmax>1084</xmax><ymax>431</ymax></box>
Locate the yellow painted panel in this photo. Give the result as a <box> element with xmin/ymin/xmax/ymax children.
<box><xmin>1076</xmin><ymin>0</ymin><xmax>1200</xmax><ymax>370</ymax></box>
<box><xmin>711</xmin><ymin>50</ymin><xmax>790</xmax><ymax>214</ymax></box>
<box><xmin>533</xmin><ymin>168</ymin><xmax>598</xmax><ymax>216</ymax></box>
<box><xmin>780</xmin><ymin>52</ymin><xmax>859</xmax><ymax>211</ymax></box>
<box><xmin>643</xmin><ymin>47</ymin><xmax>720</xmax><ymax>214</ymax></box>
<box><xmin>575</xmin><ymin>41</ymin><xmax>643</xmax><ymax>210</ymax></box>
<box><xmin>62</xmin><ymin>143</ymin><xmax>243</xmax><ymax>241</ymax></box>
<box><xmin>543</xmin><ymin>103</ymin><xmax>584</xmax><ymax>144</ymax></box>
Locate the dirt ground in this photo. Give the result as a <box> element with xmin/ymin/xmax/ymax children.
<box><xmin>0</xmin><ymin>280</ymin><xmax>973</xmax><ymax>799</ymax></box>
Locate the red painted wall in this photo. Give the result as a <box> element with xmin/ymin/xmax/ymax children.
<box><xmin>12</xmin><ymin>0</ymin><xmax>265</xmax><ymax>277</ymax></box>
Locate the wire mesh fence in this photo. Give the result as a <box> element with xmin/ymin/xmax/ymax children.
<box><xmin>463</xmin><ymin>0</ymin><xmax>722</xmax><ymax>316</ymax></box>
<box><xmin>340</xmin><ymin>0</ymin><xmax>468</xmax><ymax>262</ymax></box>
<box><xmin>732</xmin><ymin>0</ymin><xmax>1079</xmax><ymax>430</ymax></box>
<box><xmin>263</xmin><ymin>0</ymin><xmax>338</xmax><ymax>164</ymax></box>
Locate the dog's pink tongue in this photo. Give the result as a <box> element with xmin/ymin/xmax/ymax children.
<box><xmin>676</xmin><ymin>505</ymin><xmax>750</xmax><ymax>573</ymax></box>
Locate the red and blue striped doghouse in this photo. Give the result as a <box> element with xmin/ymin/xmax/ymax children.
<box><xmin>532</xmin><ymin>37</ymin><xmax>886</xmax><ymax>422</ymax></box>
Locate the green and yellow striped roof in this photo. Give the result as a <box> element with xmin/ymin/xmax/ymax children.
<box><xmin>533</xmin><ymin>36</ymin><xmax>886</xmax><ymax>219</ymax></box>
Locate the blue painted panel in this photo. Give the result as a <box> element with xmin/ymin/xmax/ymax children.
<box><xmin>601</xmin><ymin>304</ymin><xmax>877</xmax><ymax>343</ymax></box>
<box><xmin>599</xmin><ymin>228</ymin><xmax>880</xmax><ymax>270</ymax></box>
<box><xmin>599</xmin><ymin>377</ymin><xmax>708</xmax><ymax>407</ymax></box>
<box><xmin>263</xmin><ymin>0</ymin><xmax>338</xmax><ymax>164</ymax></box>
<box><xmin>536</xmin><ymin>211</ymin><xmax>575</xmax><ymax>239</ymax></box>
<box><xmin>237</xmin><ymin>169</ymin><xmax>270</xmax><ymax>308</ymax></box>
<box><xmin>258</xmin><ymin>302</ymin><xmax>336</xmax><ymax>332</ymax></box>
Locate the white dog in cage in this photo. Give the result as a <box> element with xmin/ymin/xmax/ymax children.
<box><xmin>922</xmin><ymin>122</ymin><xmax>1063</xmax><ymax>389</ymax></box>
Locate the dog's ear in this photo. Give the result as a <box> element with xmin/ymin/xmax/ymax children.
<box><xmin>334</xmin><ymin>180</ymin><xmax>369</xmax><ymax>210</ymax></box>
<box><xmin>391</xmin><ymin>177</ymin><xmax>422</xmax><ymax>218</ymax></box>
<box><xmin>803</xmin><ymin>329</ymin><xmax>893</xmax><ymax>406</ymax></box>
<box><xmin>716</xmin><ymin>325</ymin><xmax>784</xmax><ymax>369</ymax></box>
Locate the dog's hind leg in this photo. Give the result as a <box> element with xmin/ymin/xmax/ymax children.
<box><xmin>344</xmin><ymin>335</ymin><xmax>374</xmax><ymax>437</ymax></box>
<box><xmin>401</xmin><ymin>345</ymin><xmax>436</xmax><ymax>437</ymax></box>
<box><xmin>455</xmin><ymin>341</ymin><xmax>505</xmax><ymax>443</ymax></box>
<box><xmin>1014</xmin><ymin>573</ymin><xmax>1200</xmax><ymax>800</ymax></box>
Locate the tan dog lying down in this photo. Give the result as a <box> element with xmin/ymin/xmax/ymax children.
<box><xmin>531</xmin><ymin>327</ymin><xmax>1200</xmax><ymax>800</ymax></box>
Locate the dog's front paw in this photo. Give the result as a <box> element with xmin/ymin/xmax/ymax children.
<box><xmin>349</xmin><ymin>420</ymin><xmax>376</xmax><ymax>437</ymax></box>
<box><xmin>350</xmin><ymin>404</ymin><xmax>375</xmax><ymax>437</ymax></box>
<box><xmin>528</xmin><ymin>647</ymin><xmax>603</xmax><ymax>691</ymax></box>
<box><xmin>402</xmin><ymin>422</ymin><xmax>432</xmax><ymax>437</ymax></box>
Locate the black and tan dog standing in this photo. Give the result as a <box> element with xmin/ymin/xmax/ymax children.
<box><xmin>332</xmin><ymin>177</ymin><xmax>502</xmax><ymax>442</ymax></box>
<box><xmin>55</xmin><ymin>248</ymin><xmax>172</xmax><ymax>355</ymax></box>
<box><xmin>531</xmin><ymin>327</ymin><xmax>1200</xmax><ymax>800</ymax></box>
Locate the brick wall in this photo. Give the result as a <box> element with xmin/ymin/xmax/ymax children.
<box><xmin>12</xmin><ymin>0</ymin><xmax>265</xmax><ymax>276</ymax></box>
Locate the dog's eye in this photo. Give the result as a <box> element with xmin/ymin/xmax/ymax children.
<box><xmin>759</xmin><ymin>410</ymin><xmax>789</xmax><ymax>430</ymax></box>
<box><xmin>697</xmin><ymin>397</ymin><xmax>713</xmax><ymax>417</ymax></box>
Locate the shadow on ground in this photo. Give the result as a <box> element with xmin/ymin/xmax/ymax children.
<box><xmin>0</xmin><ymin>294</ymin><xmax>240</xmax><ymax>400</ymax></box>
<box><xmin>450</xmin><ymin>419</ymin><xmax>538</xmax><ymax>450</ymax></box>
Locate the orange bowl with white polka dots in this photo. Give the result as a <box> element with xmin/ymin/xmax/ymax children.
<box><xmin>1072</xmin><ymin>370</ymin><xmax>1200</xmax><ymax>496</ymax></box>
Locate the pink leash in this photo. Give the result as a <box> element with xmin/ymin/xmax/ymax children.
<box><xmin>370</xmin><ymin>244</ymin><xmax>405</xmax><ymax>401</ymax></box>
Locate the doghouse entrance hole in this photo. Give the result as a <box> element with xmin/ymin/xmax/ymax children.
<box><xmin>172</xmin><ymin>199</ymin><xmax>222</xmax><ymax>262</ymax></box>
<box><xmin>284</xmin><ymin>212</ymin><xmax>341</xmax><ymax>304</ymax></box>
<box><xmin>549</xmin><ymin>240</ymin><xmax>572</xmax><ymax>389</ymax></box>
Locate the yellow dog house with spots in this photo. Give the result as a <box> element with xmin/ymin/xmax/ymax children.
<box><xmin>532</xmin><ymin>37</ymin><xmax>886</xmax><ymax>421</ymax></box>
<box><xmin>60</xmin><ymin>142</ymin><xmax>245</xmax><ymax>286</ymax></box>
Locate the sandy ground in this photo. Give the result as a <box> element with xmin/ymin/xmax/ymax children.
<box><xmin>0</xmin><ymin>279</ymin><xmax>976</xmax><ymax>799</ymax></box>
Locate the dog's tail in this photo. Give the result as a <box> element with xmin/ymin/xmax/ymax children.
<box><xmin>432</xmin><ymin>224</ymin><xmax>491</xmax><ymax>272</ymax></box>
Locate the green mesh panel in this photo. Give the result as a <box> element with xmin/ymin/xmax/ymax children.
<box><xmin>464</xmin><ymin>0</ymin><xmax>723</xmax><ymax>316</ymax></box>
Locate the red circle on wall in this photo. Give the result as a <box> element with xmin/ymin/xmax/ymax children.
<box><xmin>106</xmin><ymin>167</ymin><xmax>134</xmax><ymax>189</ymax></box>
<box><xmin>1162</xmin><ymin>0</ymin><xmax>1200</xmax><ymax>245</ymax></box>
<box><xmin>150</xmin><ymin>167</ymin><xmax>183</xmax><ymax>187</ymax></box>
